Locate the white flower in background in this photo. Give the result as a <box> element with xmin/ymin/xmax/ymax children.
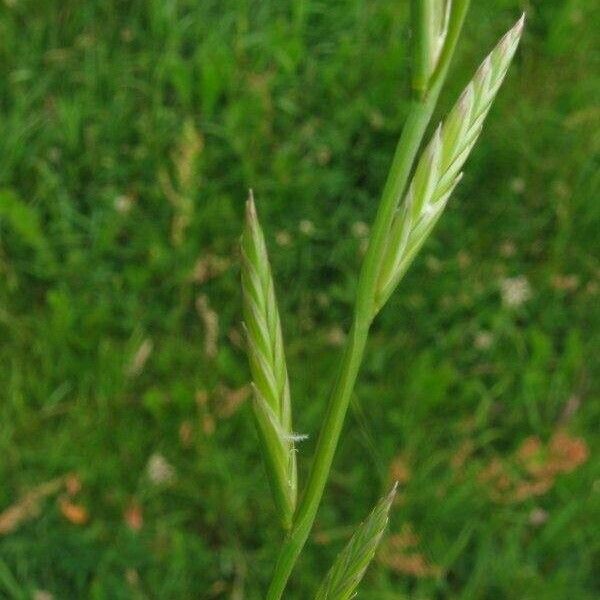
<box><xmin>146</xmin><ymin>453</ymin><xmax>176</xmax><ymax>485</ymax></box>
<box><xmin>474</xmin><ymin>330</ymin><xmax>494</xmax><ymax>350</ymax></box>
<box><xmin>275</xmin><ymin>230</ymin><xmax>292</xmax><ymax>247</ymax></box>
<box><xmin>510</xmin><ymin>177</ymin><xmax>525</xmax><ymax>194</ymax></box>
<box><xmin>326</xmin><ymin>326</ymin><xmax>346</xmax><ymax>347</ymax></box>
<box><xmin>500</xmin><ymin>275</ymin><xmax>532</xmax><ymax>308</ymax></box>
<box><xmin>114</xmin><ymin>194</ymin><xmax>134</xmax><ymax>214</ymax></box>
<box><xmin>529</xmin><ymin>507</ymin><xmax>548</xmax><ymax>526</ymax></box>
<box><xmin>299</xmin><ymin>219</ymin><xmax>315</xmax><ymax>236</ymax></box>
<box><xmin>351</xmin><ymin>221</ymin><xmax>370</xmax><ymax>238</ymax></box>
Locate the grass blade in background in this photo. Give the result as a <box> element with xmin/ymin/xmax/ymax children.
<box><xmin>241</xmin><ymin>191</ymin><xmax>298</xmax><ymax>530</ymax></box>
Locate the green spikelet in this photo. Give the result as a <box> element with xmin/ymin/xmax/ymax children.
<box><xmin>376</xmin><ymin>14</ymin><xmax>525</xmax><ymax>311</ymax></box>
<box><xmin>412</xmin><ymin>0</ymin><xmax>452</xmax><ymax>94</ymax></box>
<box><xmin>315</xmin><ymin>485</ymin><xmax>397</xmax><ymax>600</ymax></box>
<box><xmin>241</xmin><ymin>191</ymin><xmax>298</xmax><ymax>530</ymax></box>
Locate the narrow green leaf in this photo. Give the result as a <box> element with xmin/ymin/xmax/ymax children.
<box><xmin>0</xmin><ymin>189</ymin><xmax>47</xmax><ymax>252</ymax></box>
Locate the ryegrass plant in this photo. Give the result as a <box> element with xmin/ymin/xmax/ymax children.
<box><xmin>1</xmin><ymin>1</ymin><xmax>596</xmax><ymax>596</ymax></box>
<box><xmin>241</xmin><ymin>2</ymin><xmax>525</xmax><ymax>597</ymax></box>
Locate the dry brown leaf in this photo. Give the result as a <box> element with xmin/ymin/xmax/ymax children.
<box><xmin>195</xmin><ymin>389</ymin><xmax>216</xmax><ymax>436</ymax></box>
<box><xmin>202</xmin><ymin>414</ymin><xmax>216</xmax><ymax>436</ymax></box>
<box><xmin>313</xmin><ymin>530</ymin><xmax>331</xmax><ymax>545</ymax></box>
<box><xmin>125</xmin><ymin>338</ymin><xmax>153</xmax><ymax>377</ymax></box>
<box><xmin>379</xmin><ymin>525</ymin><xmax>441</xmax><ymax>579</ymax></box>
<box><xmin>380</xmin><ymin>552</ymin><xmax>442</xmax><ymax>578</ymax></box>
<box><xmin>228</xmin><ymin>327</ymin><xmax>244</xmax><ymax>349</ymax></box>
<box><xmin>59</xmin><ymin>497</ymin><xmax>89</xmax><ymax>525</ymax></box>
<box><xmin>478</xmin><ymin>458</ymin><xmax>512</xmax><ymax>499</ymax></box>
<box><xmin>513</xmin><ymin>478</ymin><xmax>554</xmax><ymax>502</ymax></box>
<box><xmin>215</xmin><ymin>384</ymin><xmax>251</xmax><ymax>419</ymax></box>
<box><xmin>551</xmin><ymin>274</ymin><xmax>579</xmax><ymax>292</ymax></box>
<box><xmin>196</xmin><ymin>390</ymin><xmax>209</xmax><ymax>407</ymax></box>
<box><xmin>451</xmin><ymin>439</ymin><xmax>475</xmax><ymax>471</ymax></box>
<box><xmin>179</xmin><ymin>420</ymin><xmax>194</xmax><ymax>447</ymax></box>
<box><xmin>209</xmin><ymin>581</ymin><xmax>228</xmax><ymax>596</ymax></box>
<box><xmin>386</xmin><ymin>523</ymin><xmax>419</xmax><ymax>551</ymax></box>
<box><xmin>196</xmin><ymin>294</ymin><xmax>219</xmax><ymax>359</ymax></box>
<box><xmin>0</xmin><ymin>478</ymin><xmax>64</xmax><ymax>535</ymax></box>
<box><xmin>560</xmin><ymin>395</ymin><xmax>581</xmax><ymax>423</ymax></box>
<box><xmin>192</xmin><ymin>254</ymin><xmax>231</xmax><ymax>284</ymax></box>
<box><xmin>547</xmin><ymin>429</ymin><xmax>588</xmax><ymax>474</ymax></box>
<box><xmin>479</xmin><ymin>429</ymin><xmax>589</xmax><ymax>503</ymax></box>
<box><xmin>517</xmin><ymin>435</ymin><xmax>543</xmax><ymax>463</ymax></box>
<box><xmin>160</xmin><ymin>120</ymin><xmax>203</xmax><ymax>246</ymax></box>
<box><xmin>65</xmin><ymin>473</ymin><xmax>82</xmax><ymax>496</ymax></box>
<box><xmin>124</xmin><ymin>502</ymin><xmax>143</xmax><ymax>531</ymax></box>
<box><xmin>389</xmin><ymin>455</ymin><xmax>411</xmax><ymax>485</ymax></box>
<box><xmin>517</xmin><ymin>431</ymin><xmax>588</xmax><ymax>481</ymax></box>
<box><xmin>125</xmin><ymin>568</ymin><xmax>140</xmax><ymax>586</ymax></box>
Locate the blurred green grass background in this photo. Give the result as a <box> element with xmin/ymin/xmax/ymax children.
<box><xmin>0</xmin><ymin>0</ymin><xmax>598</xmax><ymax>598</ymax></box>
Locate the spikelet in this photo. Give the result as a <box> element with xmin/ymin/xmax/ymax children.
<box><xmin>413</xmin><ymin>0</ymin><xmax>452</xmax><ymax>93</ymax></box>
<box><xmin>315</xmin><ymin>485</ymin><xmax>397</xmax><ymax>600</ymax></box>
<box><xmin>241</xmin><ymin>191</ymin><xmax>298</xmax><ymax>530</ymax></box>
<box><xmin>376</xmin><ymin>14</ymin><xmax>525</xmax><ymax>311</ymax></box>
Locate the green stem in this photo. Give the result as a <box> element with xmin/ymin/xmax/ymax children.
<box><xmin>266</xmin><ymin>2</ymin><xmax>471</xmax><ymax>598</ymax></box>
<box><xmin>266</xmin><ymin>101</ymin><xmax>432</xmax><ymax>600</ymax></box>
<box><xmin>411</xmin><ymin>0</ymin><xmax>435</xmax><ymax>97</ymax></box>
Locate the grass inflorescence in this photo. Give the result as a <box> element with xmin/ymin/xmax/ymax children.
<box><xmin>241</xmin><ymin>191</ymin><xmax>298</xmax><ymax>530</ymax></box>
<box><xmin>376</xmin><ymin>15</ymin><xmax>525</xmax><ymax>311</ymax></box>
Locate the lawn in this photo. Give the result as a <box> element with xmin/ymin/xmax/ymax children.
<box><xmin>0</xmin><ymin>0</ymin><xmax>598</xmax><ymax>598</ymax></box>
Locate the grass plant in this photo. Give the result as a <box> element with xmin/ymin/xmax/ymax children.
<box><xmin>242</xmin><ymin>3</ymin><xmax>526</xmax><ymax>597</ymax></box>
<box><xmin>1</xmin><ymin>0</ymin><xmax>597</xmax><ymax>597</ymax></box>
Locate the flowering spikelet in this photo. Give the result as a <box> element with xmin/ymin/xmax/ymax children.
<box><xmin>376</xmin><ymin>15</ymin><xmax>525</xmax><ymax>311</ymax></box>
<box><xmin>315</xmin><ymin>485</ymin><xmax>397</xmax><ymax>600</ymax></box>
<box><xmin>241</xmin><ymin>191</ymin><xmax>297</xmax><ymax>530</ymax></box>
<box><xmin>412</xmin><ymin>0</ymin><xmax>452</xmax><ymax>93</ymax></box>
